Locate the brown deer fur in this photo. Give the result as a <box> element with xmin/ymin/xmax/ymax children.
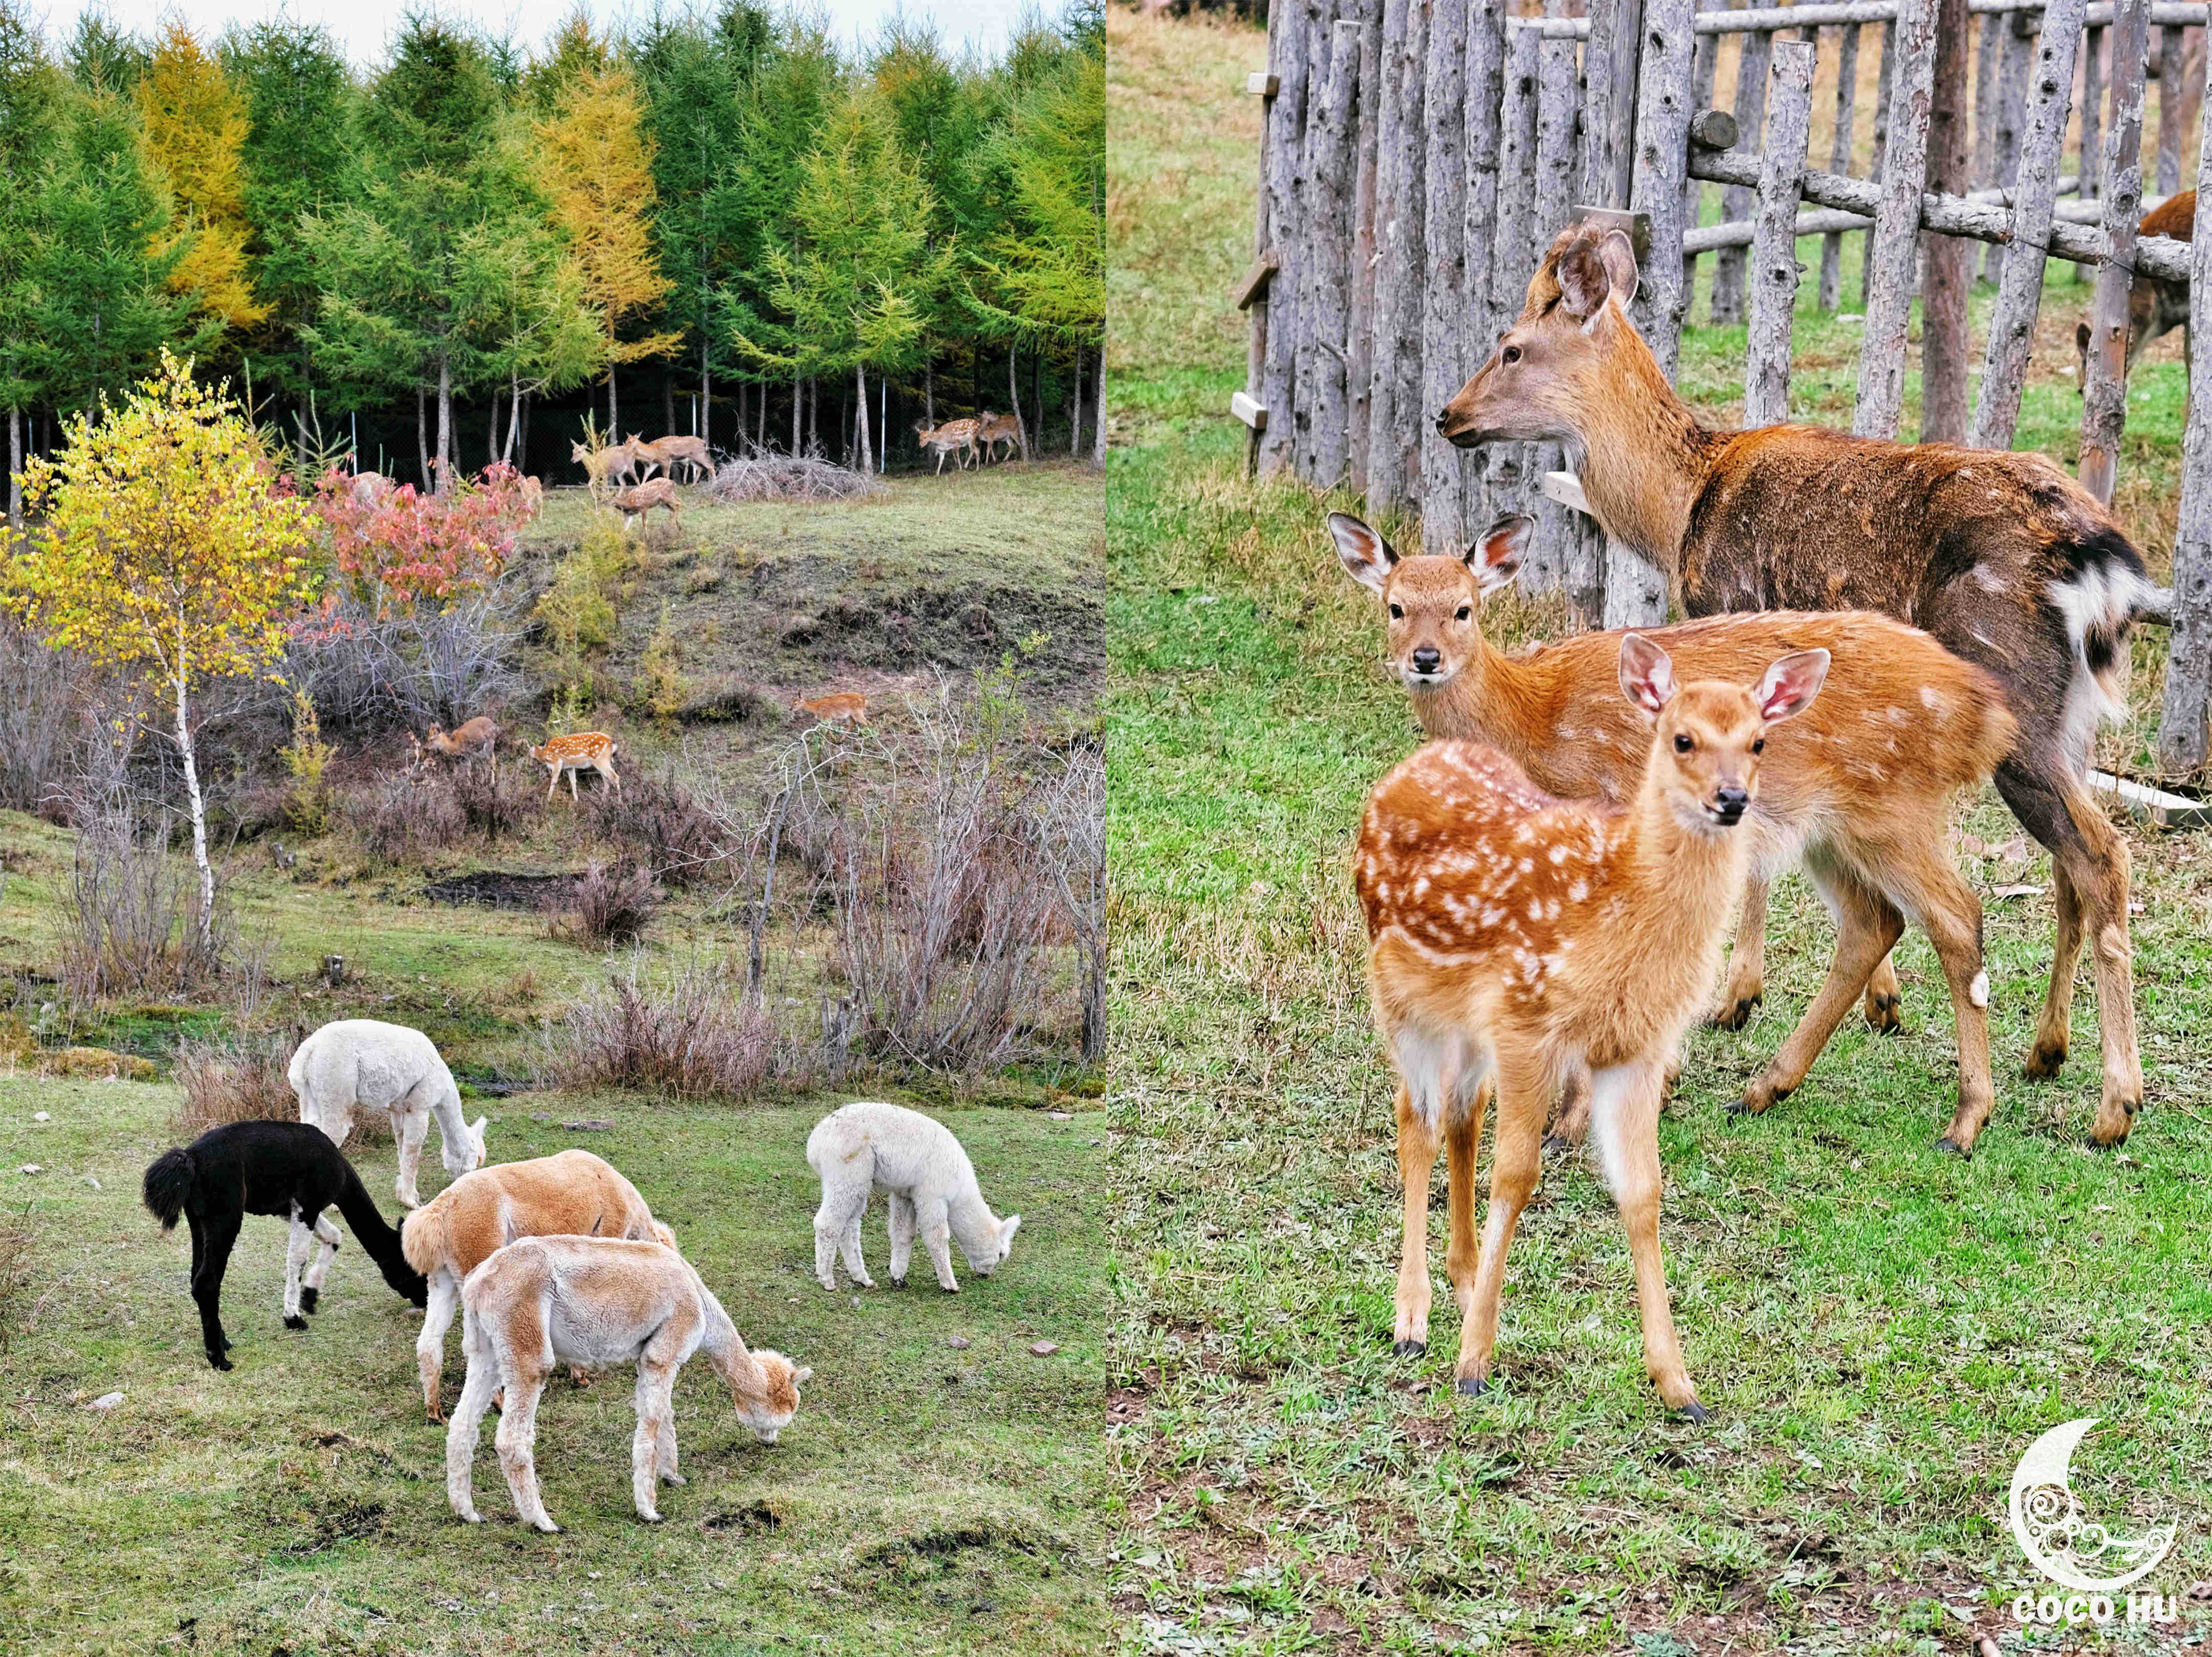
<box><xmin>1357</xmin><ymin>636</ymin><xmax>1829</xmax><ymax>1411</ymax></box>
<box><xmin>1333</xmin><ymin>512</ymin><xmax>2017</xmax><ymax>1150</ymax></box>
<box><xmin>1439</xmin><ymin>224</ymin><xmax>2160</xmax><ymax>1145</ymax></box>
<box><xmin>2074</xmin><ymin>189</ymin><xmax>2195</xmax><ymax>407</ymax></box>
<box><xmin>422</xmin><ymin>716</ymin><xmax>499</xmax><ymax>764</ymax></box>
<box><xmin>610</xmin><ymin>476</ymin><xmax>681</xmax><ymax>529</ymax></box>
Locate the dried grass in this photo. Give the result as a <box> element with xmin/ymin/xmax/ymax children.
<box><xmin>699</xmin><ymin>451</ymin><xmax>883</xmax><ymax>504</ymax></box>
<box><xmin>543</xmin><ymin>958</ymin><xmax>774</xmax><ymax>1098</ymax></box>
<box><xmin>558</xmin><ymin>860</ymin><xmax>658</xmax><ymax>946</ymax></box>
<box><xmin>0</xmin><ymin>1203</ymin><xmax>35</xmax><ymax>1355</ymax></box>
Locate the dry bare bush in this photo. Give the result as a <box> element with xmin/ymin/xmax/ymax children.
<box><xmin>0</xmin><ymin>1203</ymin><xmax>35</xmax><ymax>1355</ymax></box>
<box><xmin>451</xmin><ymin>762</ymin><xmax>542</xmax><ymax>844</ymax></box>
<box><xmin>560</xmin><ymin>860</ymin><xmax>658</xmax><ymax>946</ymax></box>
<box><xmin>347</xmin><ymin>773</ymin><xmax>467</xmax><ymax>865</ymax></box>
<box><xmin>543</xmin><ymin>958</ymin><xmax>774</xmax><ymax>1098</ymax></box>
<box><xmin>56</xmin><ymin>791</ymin><xmax>230</xmax><ymax>998</ymax></box>
<box><xmin>1038</xmin><ymin>741</ymin><xmax>1107</xmax><ymax>1064</ymax></box>
<box><xmin>173</xmin><ymin>1032</ymin><xmax>299</xmax><ymax>1135</ymax></box>
<box><xmin>699</xmin><ymin>450</ymin><xmax>883</xmax><ymax>503</ymax></box>
<box><xmin>0</xmin><ymin>615</ymin><xmax>99</xmax><ymax>821</ymax></box>
<box><xmin>286</xmin><ymin>588</ymin><xmax>522</xmax><ymax>736</ymax></box>
<box><xmin>584</xmin><ymin>767</ymin><xmax>726</xmax><ymax>888</ymax></box>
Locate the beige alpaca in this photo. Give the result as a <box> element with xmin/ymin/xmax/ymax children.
<box><xmin>806</xmin><ymin>1101</ymin><xmax>1020</xmax><ymax>1293</ymax></box>
<box><xmin>446</xmin><ymin>1235</ymin><xmax>808</xmax><ymax>1533</ymax></box>
<box><xmin>401</xmin><ymin>1148</ymin><xmax>675</xmax><ymax>1421</ymax></box>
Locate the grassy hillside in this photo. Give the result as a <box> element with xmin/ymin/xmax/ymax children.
<box><xmin>1106</xmin><ymin>13</ymin><xmax>2212</xmax><ymax>1655</ymax></box>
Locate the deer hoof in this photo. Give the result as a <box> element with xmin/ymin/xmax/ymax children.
<box><xmin>1673</xmin><ymin>1401</ymin><xmax>1712</xmax><ymax>1424</ymax></box>
<box><xmin>1864</xmin><ymin>992</ymin><xmax>1903</xmax><ymax>1034</ymax></box>
<box><xmin>1542</xmin><ymin>1133</ymin><xmax>1574</xmax><ymax>1157</ymax></box>
<box><xmin>1711</xmin><ymin>993</ymin><xmax>1760</xmax><ymax>1031</ymax></box>
<box><xmin>1454</xmin><ymin>1373</ymin><xmax>1494</xmax><ymax>1397</ymax></box>
<box><xmin>2022</xmin><ymin>1039</ymin><xmax>2068</xmax><ymax>1079</ymax></box>
<box><xmin>1933</xmin><ymin>1135</ymin><xmax>1970</xmax><ymax>1158</ymax></box>
<box><xmin>299</xmin><ymin>1288</ymin><xmax>318</xmax><ymax>1314</ymax></box>
<box><xmin>1391</xmin><ymin>1338</ymin><xmax>1426</xmax><ymax>1358</ymax></box>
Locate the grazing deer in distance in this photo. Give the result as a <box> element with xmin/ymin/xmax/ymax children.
<box><xmin>610</xmin><ymin>476</ymin><xmax>681</xmax><ymax>531</ymax></box>
<box><xmin>975</xmin><ymin>411</ymin><xmax>1020</xmax><ymax>464</ymax></box>
<box><xmin>794</xmin><ymin>691</ymin><xmax>867</xmax><ymax>729</ymax></box>
<box><xmin>572</xmin><ymin>434</ymin><xmax>654</xmax><ymax>503</ymax></box>
<box><xmin>420</xmin><ymin>716</ymin><xmax>500</xmax><ymax>767</ymax></box>
<box><xmin>1334</xmin><ymin>512</ymin><xmax>2016</xmax><ymax>1151</ymax></box>
<box><xmin>1439</xmin><ymin>222</ymin><xmax>2164</xmax><ymax>1146</ymax></box>
<box><xmin>914</xmin><ymin>418</ymin><xmax>980</xmax><ymax>473</ymax></box>
<box><xmin>1359</xmin><ymin>635</ymin><xmax>1829</xmax><ymax>1414</ymax></box>
<box><xmin>529</xmin><ymin>732</ymin><xmax>620</xmax><ymax>801</ymax></box>
<box><xmin>2075</xmin><ymin>189</ymin><xmax>2196</xmax><ymax>413</ymax></box>
<box><xmin>639</xmin><ymin>434</ymin><xmax>716</xmax><ymax>483</ymax></box>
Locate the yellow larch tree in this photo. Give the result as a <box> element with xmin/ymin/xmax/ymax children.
<box><xmin>137</xmin><ymin>20</ymin><xmax>267</xmax><ymax>333</ymax></box>
<box><xmin>534</xmin><ymin>54</ymin><xmax>680</xmax><ymax>435</ymax></box>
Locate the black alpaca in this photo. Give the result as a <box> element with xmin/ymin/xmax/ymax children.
<box><xmin>142</xmin><ymin>1120</ymin><xmax>429</xmax><ymax>1371</ymax></box>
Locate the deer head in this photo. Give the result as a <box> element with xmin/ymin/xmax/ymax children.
<box><xmin>1619</xmin><ymin>634</ymin><xmax>1829</xmax><ymax>834</ymax></box>
<box><xmin>1330</xmin><ymin>512</ymin><xmax>1529</xmax><ymax>688</ymax></box>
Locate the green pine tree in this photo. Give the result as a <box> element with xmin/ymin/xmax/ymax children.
<box><xmin>0</xmin><ymin>3</ymin><xmax>62</xmax><ymax>524</ymax></box>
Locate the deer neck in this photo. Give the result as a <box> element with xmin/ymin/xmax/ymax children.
<box><xmin>1408</xmin><ymin>636</ymin><xmax>1553</xmax><ymax>753</ymax></box>
<box><xmin>1569</xmin><ymin>337</ymin><xmax>1716</xmax><ymax>567</ymax></box>
<box><xmin>1619</xmin><ymin>765</ymin><xmax>1750</xmax><ymax>962</ymax></box>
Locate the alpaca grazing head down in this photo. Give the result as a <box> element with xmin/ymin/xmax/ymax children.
<box><xmin>730</xmin><ymin>1348</ymin><xmax>811</xmax><ymax>1445</ymax></box>
<box><xmin>441</xmin><ymin>1112</ymin><xmax>489</xmax><ymax>1180</ymax></box>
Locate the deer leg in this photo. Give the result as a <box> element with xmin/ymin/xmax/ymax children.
<box><xmin>1546</xmin><ymin>1063</ymin><xmax>1591</xmax><ymax>1152</ymax></box>
<box><xmin>1863</xmin><ymin>952</ymin><xmax>1906</xmax><ymax>1033</ymax></box>
<box><xmin>1712</xmin><ymin>873</ymin><xmax>1769</xmax><ymax>1029</ymax></box>
<box><xmin>1590</xmin><ymin>1057</ymin><xmax>1702</xmax><ymax>1416</ymax></box>
<box><xmin>1391</xmin><ymin>1082</ymin><xmax>1441</xmax><ymax>1356</ymax></box>
<box><xmin>1443</xmin><ymin>1068</ymin><xmax>1489</xmax><ymax>1318</ymax></box>
<box><xmin>2023</xmin><ymin>853</ymin><xmax>2085</xmax><ymax>1081</ymax></box>
<box><xmin>567</xmin><ymin>766</ymin><xmax>579</xmax><ymax>803</ymax></box>
<box><xmin>419</xmin><ymin>1269</ymin><xmax>462</xmax><ymax>1422</ymax></box>
<box><xmin>1892</xmin><ymin>847</ymin><xmax>1997</xmax><ymax>1154</ymax></box>
<box><xmin>1735</xmin><ymin>850</ymin><xmax>1903</xmax><ymax>1117</ymax></box>
<box><xmin>1454</xmin><ymin>1047</ymin><xmax>1546</xmax><ymax>1396</ymax></box>
<box><xmin>301</xmin><ymin>1212</ymin><xmax>341</xmax><ymax>1313</ymax></box>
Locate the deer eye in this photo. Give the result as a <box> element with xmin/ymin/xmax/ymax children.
<box><xmin>1454</xmin><ymin>606</ymin><xmax>1472</xmax><ymax>622</ymax></box>
<box><xmin>1388</xmin><ymin>604</ymin><xmax>1404</xmax><ymax>620</ymax></box>
<box><xmin>1751</xmin><ymin>738</ymin><xmax>1765</xmax><ymax>755</ymax></box>
<box><xmin>1502</xmin><ymin>345</ymin><xmax>1522</xmax><ymax>365</ymax></box>
<box><xmin>1673</xmin><ymin>734</ymin><xmax>1694</xmax><ymax>753</ymax></box>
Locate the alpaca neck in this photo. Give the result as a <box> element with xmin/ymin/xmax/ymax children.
<box><xmin>1572</xmin><ymin>327</ymin><xmax>1716</xmax><ymax>566</ymax></box>
<box><xmin>947</xmin><ymin>1192</ymin><xmax>1000</xmax><ymax>1260</ymax></box>
<box><xmin>699</xmin><ymin>1286</ymin><xmax>763</xmax><ymax>1398</ymax></box>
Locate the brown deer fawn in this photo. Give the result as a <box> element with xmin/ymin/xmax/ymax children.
<box><xmin>571</xmin><ymin>434</ymin><xmax>654</xmax><ymax>503</ymax></box>
<box><xmin>609</xmin><ymin>476</ymin><xmax>681</xmax><ymax>530</ymax></box>
<box><xmin>1439</xmin><ymin>223</ymin><xmax>2163</xmax><ymax>1146</ymax></box>
<box><xmin>1360</xmin><ymin>636</ymin><xmax>1828</xmax><ymax>1413</ymax></box>
<box><xmin>794</xmin><ymin>691</ymin><xmax>868</xmax><ymax>728</ymax></box>
<box><xmin>639</xmin><ymin>434</ymin><xmax>717</xmax><ymax>483</ymax></box>
<box><xmin>528</xmin><ymin>732</ymin><xmax>620</xmax><ymax>802</ymax></box>
<box><xmin>1334</xmin><ymin>512</ymin><xmax>2017</xmax><ymax>1151</ymax></box>
<box><xmin>2074</xmin><ymin>190</ymin><xmax>2195</xmax><ymax>412</ymax></box>
<box><xmin>913</xmin><ymin>418</ymin><xmax>980</xmax><ymax>473</ymax></box>
<box><xmin>420</xmin><ymin>716</ymin><xmax>500</xmax><ymax>765</ymax></box>
<box><xmin>975</xmin><ymin>412</ymin><xmax>1021</xmax><ymax>463</ymax></box>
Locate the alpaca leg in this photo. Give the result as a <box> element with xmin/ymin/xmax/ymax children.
<box><xmin>631</xmin><ymin>1362</ymin><xmax>678</xmax><ymax>1521</ymax></box>
<box><xmin>917</xmin><ymin>1196</ymin><xmax>958</xmax><ymax>1292</ymax></box>
<box><xmin>190</xmin><ymin>1212</ymin><xmax>240</xmax><ymax>1371</ymax></box>
<box><xmin>394</xmin><ymin>1109</ymin><xmax>429</xmax><ymax>1209</ymax></box>
<box><xmin>886</xmin><ymin>1193</ymin><xmax>916</xmax><ymax>1287</ymax></box>
<box><xmin>813</xmin><ymin>1178</ymin><xmax>869</xmax><ymax>1291</ymax></box>
<box><xmin>300</xmin><ymin>1213</ymin><xmax>342</xmax><ymax>1314</ymax></box>
<box><xmin>444</xmin><ymin>1317</ymin><xmax>501</xmax><ymax>1522</ymax></box>
<box><xmin>283</xmin><ymin>1206</ymin><xmax>314</xmax><ymax>1329</ymax></box>
<box><xmin>656</xmin><ymin>1405</ymin><xmax>684</xmax><ymax>1487</ymax></box>
<box><xmin>419</xmin><ymin>1269</ymin><xmax>462</xmax><ymax>1423</ymax></box>
<box><xmin>494</xmin><ymin>1367</ymin><xmax>557</xmax><ymax>1532</ymax></box>
<box><xmin>838</xmin><ymin>1204</ymin><xmax>871</xmax><ymax>1288</ymax></box>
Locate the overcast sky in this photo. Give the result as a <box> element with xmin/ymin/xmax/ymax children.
<box><xmin>41</xmin><ymin>0</ymin><xmax>1038</xmax><ymax>67</ymax></box>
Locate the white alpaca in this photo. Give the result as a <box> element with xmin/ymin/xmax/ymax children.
<box><xmin>805</xmin><ymin>1101</ymin><xmax>1021</xmax><ymax>1294</ymax></box>
<box><xmin>445</xmin><ymin>1235</ymin><xmax>809</xmax><ymax>1533</ymax></box>
<box><xmin>289</xmin><ymin>1020</ymin><xmax>488</xmax><ymax>1209</ymax></box>
<box><xmin>401</xmin><ymin>1147</ymin><xmax>674</xmax><ymax>1421</ymax></box>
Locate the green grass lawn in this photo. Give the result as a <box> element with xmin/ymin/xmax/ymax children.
<box><xmin>1107</xmin><ymin>13</ymin><xmax>2212</xmax><ymax>1653</ymax></box>
<box><xmin>0</xmin><ymin>1078</ymin><xmax>1106</xmax><ymax>1655</ymax></box>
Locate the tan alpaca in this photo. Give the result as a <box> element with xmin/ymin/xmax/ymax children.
<box><xmin>401</xmin><ymin>1148</ymin><xmax>674</xmax><ymax>1421</ymax></box>
<box><xmin>446</xmin><ymin>1235</ymin><xmax>809</xmax><ymax>1533</ymax></box>
<box><xmin>528</xmin><ymin>732</ymin><xmax>619</xmax><ymax>801</ymax></box>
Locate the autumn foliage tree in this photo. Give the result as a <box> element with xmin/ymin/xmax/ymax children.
<box><xmin>533</xmin><ymin>46</ymin><xmax>677</xmax><ymax>434</ymax></box>
<box><xmin>138</xmin><ymin>21</ymin><xmax>267</xmax><ymax>333</ymax></box>
<box><xmin>3</xmin><ymin>350</ymin><xmax>316</xmax><ymax>954</ymax></box>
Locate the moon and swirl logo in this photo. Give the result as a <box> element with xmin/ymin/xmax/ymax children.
<box><xmin>2008</xmin><ymin>1418</ymin><xmax>2177</xmax><ymax>1593</ymax></box>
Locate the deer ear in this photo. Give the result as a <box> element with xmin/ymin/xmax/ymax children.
<box><xmin>1559</xmin><ymin>229</ymin><xmax>1641</xmax><ymax>330</ymax></box>
<box><xmin>1754</xmin><ymin>648</ymin><xmax>1830</xmax><ymax>722</ymax></box>
<box><xmin>1618</xmin><ymin>632</ymin><xmax>1677</xmax><ymax>715</ymax></box>
<box><xmin>1468</xmin><ymin>514</ymin><xmax>1532</xmax><ymax>594</ymax></box>
<box><xmin>1328</xmin><ymin>512</ymin><xmax>1399</xmax><ymax>594</ymax></box>
<box><xmin>2075</xmin><ymin>321</ymin><xmax>2092</xmax><ymax>350</ymax></box>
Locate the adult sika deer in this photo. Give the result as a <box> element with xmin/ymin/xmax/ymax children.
<box><xmin>1439</xmin><ymin>225</ymin><xmax>2163</xmax><ymax>1145</ymax></box>
<box><xmin>1358</xmin><ymin>637</ymin><xmax>1827</xmax><ymax>1414</ymax></box>
<box><xmin>1333</xmin><ymin>511</ymin><xmax>2016</xmax><ymax>1151</ymax></box>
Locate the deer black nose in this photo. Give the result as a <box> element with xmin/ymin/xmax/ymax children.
<box><xmin>1410</xmin><ymin>646</ymin><xmax>1442</xmax><ymax>674</ymax></box>
<box><xmin>1713</xmin><ymin>786</ymin><xmax>1750</xmax><ymax>823</ymax></box>
<box><xmin>1433</xmin><ymin>408</ymin><xmax>1450</xmax><ymax>432</ymax></box>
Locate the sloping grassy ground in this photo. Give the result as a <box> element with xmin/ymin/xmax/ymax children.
<box><xmin>1107</xmin><ymin>13</ymin><xmax>2212</xmax><ymax>1655</ymax></box>
<box><xmin>0</xmin><ymin>1078</ymin><xmax>1106</xmax><ymax>1655</ymax></box>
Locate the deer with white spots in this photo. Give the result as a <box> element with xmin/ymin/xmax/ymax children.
<box><xmin>1356</xmin><ymin>636</ymin><xmax>1828</xmax><ymax>1415</ymax></box>
<box><xmin>1333</xmin><ymin>512</ymin><xmax>2017</xmax><ymax>1153</ymax></box>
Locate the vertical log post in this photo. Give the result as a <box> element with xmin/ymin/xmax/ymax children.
<box><xmin>2157</xmin><ymin>21</ymin><xmax>2186</xmax><ymax>195</ymax></box>
<box><xmin>1463</xmin><ymin>1</ymin><xmax>1507</xmax><ymax>411</ymax></box>
<box><xmin>1852</xmin><ymin>0</ymin><xmax>1940</xmax><ymax>440</ymax></box>
<box><xmin>1365</xmin><ymin>0</ymin><xmax>1426</xmax><ymax>516</ymax></box>
<box><xmin>1921</xmin><ymin>0</ymin><xmax>1975</xmax><ymax>443</ymax></box>
<box><xmin>1241</xmin><ymin>59</ymin><xmax>1277</xmax><ymax>479</ymax></box>
<box><xmin>1304</xmin><ymin>17</ymin><xmax>1363</xmax><ymax>489</ymax></box>
<box><xmin>2078</xmin><ymin>20</ymin><xmax>2106</xmax><ymax>280</ymax></box>
<box><xmin>1257</xmin><ymin>0</ymin><xmax>1316</xmax><ymax>476</ymax></box>
<box><xmin>1629</xmin><ymin>0</ymin><xmax>1698</xmax><ymax>382</ymax></box>
<box><xmin>1419</xmin><ymin>0</ymin><xmax>1470</xmax><ymax>543</ymax></box>
<box><xmin>1861</xmin><ymin>18</ymin><xmax>1898</xmax><ymax>311</ymax></box>
<box><xmin>1485</xmin><ymin>24</ymin><xmax>1543</xmax><ymax>560</ymax></box>
<box><xmin>1714</xmin><ymin>25</ymin><xmax>1775</xmax><ymax>325</ymax></box>
<box><xmin>1985</xmin><ymin>11</ymin><xmax>2034</xmax><ymax>279</ymax></box>
<box><xmin>1818</xmin><ymin>23</ymin><xmax>1863</xmax><ymax>311</ymax></box>
<box><xmin>2158</xmin><ymin>31</ymin><xmax>2212</xmax><ymax>770</ymax></box>
<box><xmin>1347</xmin><ymin>15</ymin><xmax>1383</xmax><ymax>492</ymax></box>
<box><xmin>1970</xmin><ymin>0</ymin><xmax>2088</xmax><ymax>450</ymax></box>
<box><xmin>1683</xmin><ymin>26</ymin><xmax>1721</xmax><ymax>316</ymax></box>
<box><xmin>1744</xmin><ymin>41</ymin><xmax>1815</xmax><ymax>428</ymax></box>
<box><xmin>2080</xmin><ymin>0</ymin><xmax>2151</xmax><ymax>505</ymax></box>
<box><xmin>1529</xmin><ymin>0</ymin><xmax>1584</xmax><ymax>602</ymax></box>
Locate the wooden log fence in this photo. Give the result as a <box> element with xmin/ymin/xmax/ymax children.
<box><xmin>1237</xmin><ymin>0</ymin><xmax>2200</xmax><ymax>748</ymax></box>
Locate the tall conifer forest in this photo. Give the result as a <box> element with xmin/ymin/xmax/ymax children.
<box><xmin>0</xmin><ymin>0</ymin><xmax>1105</xmax><ymax>485</ymax></box>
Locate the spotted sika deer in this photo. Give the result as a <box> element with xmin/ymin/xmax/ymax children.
<box><xmin>529</xmin><ymin>732</ymin><xmax>619</xmax><ymax>801</ymax></box>
<box><xmin>914</xmin><ymin>418</ymin><xmax>979</xmax><ymax>473</ymax></box>
<box><xmin>609</xmin><ymin>476</ymin><xmax>681</xmax><ymax>530</ymax></box>
<box><xmin>1439</xmin><ymin>223</ymin><xmax>2163</xmax><ymax>1145</ymax></box>
<box><xmin>975</xmin><ymin>411</ymin><xmax>1021</xmax><ymax>463</ymax></box>
<box><xmin>1358</xmin><ymin>636</ymin><xmax>1829</xmax><ymax>1413</ymax></box>
<box><xmin>1333</xmin><ymin>511</ymin><xmax>2017</xmax><ymax>1151</ymax></box>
